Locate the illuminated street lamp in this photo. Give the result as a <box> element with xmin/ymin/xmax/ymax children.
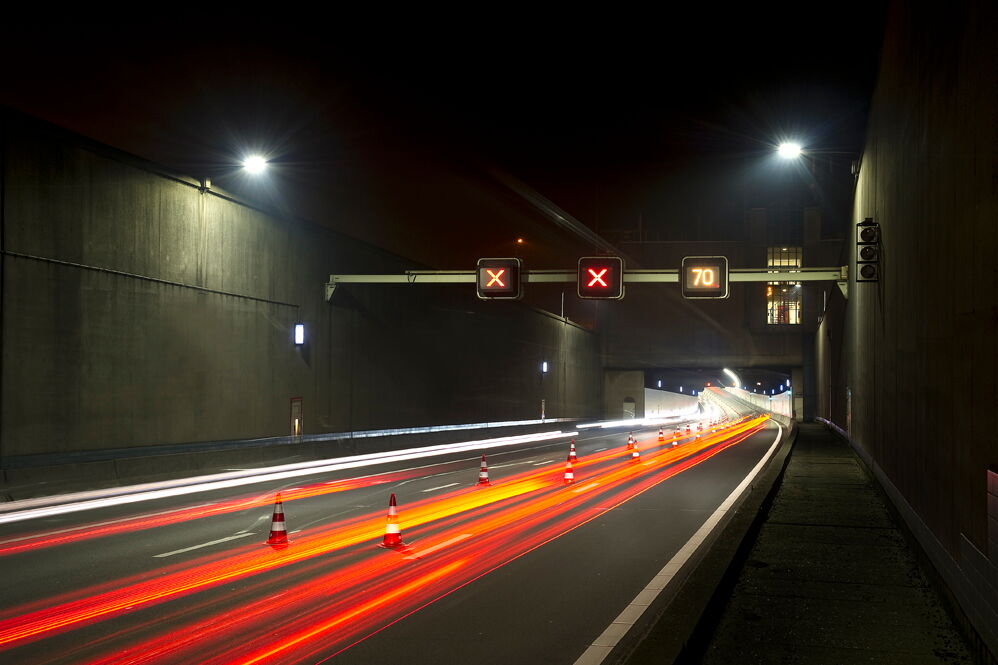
<box><xmin>777</xmin><ymin>142</ymin><xmax>802</xmax><ymax>159</ymax></box>
<box><xmin>243</xmin><ymin>155</ymin><xmax>268</xmax><ymax>174</ymax></box>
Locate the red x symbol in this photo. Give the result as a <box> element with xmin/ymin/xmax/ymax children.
<box><xmin>587</xmin><ymin>268</ymin><xmax>609</xmax><ymax>287</ymax></box>
<box><xmin>486</xmin><ymin>269</ymin><xmax>506</xmax><ymax>287</ymax></box>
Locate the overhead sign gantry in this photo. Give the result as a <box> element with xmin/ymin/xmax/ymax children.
<box><xmin>326</xmin><ymin>256</ymin><xmax>845</xmax><ymax>302</ymax></box>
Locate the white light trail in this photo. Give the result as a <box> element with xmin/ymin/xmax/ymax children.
<box><xmin>0</xmin><ymin>430</ymin><xmax>577</xmax><ymax>525</ymax></box>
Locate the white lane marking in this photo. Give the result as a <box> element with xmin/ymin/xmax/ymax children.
<box><xmin>532</xmin><ymin>461</ymin><xmax>555</xmax><ymax>466</ymax></box>
<box><xmin>592</xmin><ymin>448</ymin><xmax>607</xmax><ymax>453</ymax></box>
<box><xmin>402</xmin><ymin>533</ymin><xmax>473</xmax><ymax>560</ymax></box>
<box><xmin>153</xmin><ymin>532</ymin><xmax>257</xmax><ymax>558</ymax></box>
<box><xmin>574</xmin><ymin>422</ymin><xmax>784</xmax><ymax>665</ymax></box>
<box><xmin>571</xmin><ymin>482</ymin><xmax>599</xmax><ymax>493</ymax></box>
<box><xmin>421</xmin><ymin>483</ymin><xmax>460</xmax><ymax>493</ymax></box>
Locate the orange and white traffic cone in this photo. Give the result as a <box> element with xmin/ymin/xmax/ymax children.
<box><xmin>631</xmin><ymin>446</ymin><xmax>641</xmax><ymax>462</ymax></box>
<box><xmin>568</xmin><ymin>440</ymin><xmax>578</xmax><ymax>462</ymax></box>
<box><xmin>658</xmin><ymin>428</ymin><xmax>665</xmax><ymax>442</ymax></box>
<box><xmin>685</xmin><ymin>424</ymin><xmax>691</xmax><ymax>434</ymax></box>
<box><xmin>563</xmin><ymin>457</ymin><xmax>575</xmax><ymax>484</ymax></box>
<box><xmin>627</xmin><ymin>432</ymin><xmax>635</xmax><ymax>449</ymax></box>
<box><xmin>380</xmin><ymin>493</ymin><xmax>405</xmax><ymax>549</ymax></box>
<box><xmin>478</xmin><ymin>454</ymin><xmax>491</xmax><ymax>486</ymax></box>
<box><xmin>266</xmin><ymin>492</ymin><xmax>289</xmax><ymax>547</ymax></box>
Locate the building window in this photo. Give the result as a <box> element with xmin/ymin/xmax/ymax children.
<box><xmin>767</xmin><ymin>247</ymin><xmax>802</xmax><ymax>325</ymax></box>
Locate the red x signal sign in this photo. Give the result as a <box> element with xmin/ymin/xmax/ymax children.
<box><xmin>577</xmin><ymin>257</ymin><xmax>624</xmax><ymax>299</ymax></box>
<box><xmin>486</xmin><ymin>269</ymin><xmax>506</xmax><ymax>287</ymax></box>
<box><xmin>587</xmin><ymin>268</ymin><xmax>609</xmax><ymax>287</ymax></box>
<box><xmin>476</xmin><ymin>258</ymin><xmax>523</xmax><ymax>299</ymax></box>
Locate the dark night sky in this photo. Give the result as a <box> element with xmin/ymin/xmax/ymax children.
<box><xmin>1</xmin><ymin>11</ymin><xmax>887</xmax><ymax>268</ymax></box>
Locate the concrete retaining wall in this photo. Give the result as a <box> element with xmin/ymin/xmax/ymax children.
<box><xmin>0</xmin><ymin>111</ymin><xmax>603</xmax><ymax>463</ymax></box>
<box><xmin>818</xmin><ymin>1</ymin><xmax>998</xmax><ymax>655</ymax></box>
<box><xmin>643</xmin><ymin>388</ymin><xmax>698</xmax><ymax>418</ymax></box>
<box><xmin>726</xmin><ymin>387</ymin><xmax>791</xmax><ymax>419</ymax></box>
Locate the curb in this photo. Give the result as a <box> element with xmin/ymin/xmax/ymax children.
<box><xmin>617</xmin><ymin>419</ymin><xmax>799</xmax><ymax>665</ymax></box>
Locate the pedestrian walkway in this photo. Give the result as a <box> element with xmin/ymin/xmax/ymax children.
<box><xmin>630</xmin><ymin>422</ymin><xmax>975</xmax><ymax>664</ymax></box>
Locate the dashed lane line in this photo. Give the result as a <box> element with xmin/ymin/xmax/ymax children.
<box><xmin>153</xmin><ymin>532</ymin><xmax>257</xmax><ymax>558</ymax></box>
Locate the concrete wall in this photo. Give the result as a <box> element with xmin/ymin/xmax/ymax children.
<box><xmin>603</xmin><ymin>370</ymin><xmax>645</xmax><ymax>419</ymax></box>
<box><xmin>820</xmin><ymin>1</ymin><xmax>998</xmax><ymax>654</ymax></box>
<box><xmin>643</xmin><ymin>388</ymin><xmax>698</xmax><ymax>418</ymax></box>
<box><xmin>816</xmin><ymin>286</ymin><xmax>847</xmax><ymax>425</ymax></box>
<box><xmin>727</xmin><ymin>388</ymin><xmax>791</xmax><ymax>419</ymax></box>
<box><xmin>0</xmin><ymin>111</ymin><xmax>603</xmax><ymax>459</ymax></box>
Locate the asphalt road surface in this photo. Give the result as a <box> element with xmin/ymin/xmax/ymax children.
<box><xmin>0</xmin><ymin>412</ymin><xmax>783</xmax><ymax>665</ymax></box>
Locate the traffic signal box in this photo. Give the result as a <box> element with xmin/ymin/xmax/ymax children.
<box><xmin>681</xmin><ymin>256</ymin><xmax>729</xmax><ymax>299</ymax></box>
<box><xmin>476</xmin><ymin>258</ymin><xmax>523</xmax><ymax>299</ymax></box>
<box><xmin>577</xmin><ymin>256</ymin><xmax>624</xmax><ymax>299</ymax></box>
<box><xmin>856</xmin><ymin>218</ymin><xmax>880</xmax><ymax>282</ymax></box>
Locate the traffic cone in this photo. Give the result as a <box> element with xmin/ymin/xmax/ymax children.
<box><xmin>685</xmin><ymin>424</ymin><xmax>691</xmax><ymax>434</ymax></box>
<box><xmin>568</xmin><ymin>440</ymin><xmax>578</xmax><ymax>462</ymax></box>
<box><xmin>478</xmin><ymin>454</ymin><xmax>491</xmax><ymax>486</ymax></box>
<box><xmin>627</xmin><ymin>432</ymin><xmax>635</xmax><ymax>449</ymax></box>
<box><xmin>563</xmin><ymin>457</ymin><xmax>575</xmax><ymax>484</ymax></box>
<box><xmin>380</xmin><ymin>493</ymin><xmax>405</xmax><ymax>549</ymax></box>
<box><xmin>266</xmin><ymin>493</ymin><xmax>289</xmax><ymax>547</ymax></box>
<box><xmin>631</xmin><ymin>446</ymin><xmax>641</xmax><ymax>462</ymax></box>
<box><xmin>658</xmin><ymin>427</ymin><xmax>665</xmax><ymax>442</ymax></box>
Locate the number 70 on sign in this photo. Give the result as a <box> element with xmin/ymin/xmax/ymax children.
<box><xmin>681</xmin><ymin>256</ymin><xmax>729</xmax><ymax>299</ymax></box>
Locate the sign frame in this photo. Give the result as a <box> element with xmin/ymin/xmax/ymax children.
<box><xmin>577</xmin><ymin>256</ymin><xmax>625</xmax><ymax>300</ymax></box>
<box><xmin>681</xmin><ymin>256</ymin><xmax>730</xmax><ymax>299</ymax></box>
<box><xmin>475</xmin><ymin>257</ymin><xmax>524</xmax><ymax>300</ymax></box>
